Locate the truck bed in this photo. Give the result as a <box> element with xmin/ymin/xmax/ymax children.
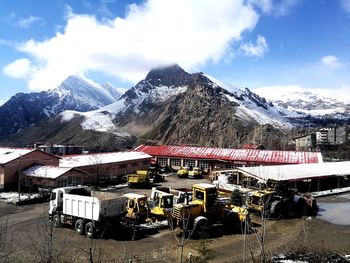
<box><xmin>62</xmin><ymin>192</ymin><xmax>127</xmax><ymax>221</ymax></box>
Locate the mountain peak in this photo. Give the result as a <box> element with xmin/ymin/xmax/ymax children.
<box><xmin>145</xmin><ymin>64</ymin><xmax>192</xmax><ymax>87</ymax></box>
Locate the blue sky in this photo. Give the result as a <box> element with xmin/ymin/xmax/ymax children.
<box><xmin>1</xmin><ymin>0</ymin><xmax>350</xmax><ymax>104</ymax></box>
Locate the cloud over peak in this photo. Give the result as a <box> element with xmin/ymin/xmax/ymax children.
<box><xmin>4</xmin><ymin>0</ymin><xmax>261</xmax><ymax>91</ymax></box>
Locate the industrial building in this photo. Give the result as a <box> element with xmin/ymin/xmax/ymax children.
<box><xmin>135</xmin><ymin>145</ymin><xmax>324</xmax><ymax>173</ymax></box>
<box><xmin>22</xmin><ymin>165</ymin><xmax>90</xmax><ymax>189</ymax></box>
<box><xmin>59</xmin><ymin>151</ymin><xmax>152</xmax><ymax>181</ymax></box>
<box><xmin>235</xmin><ymin>161</ymin><xmax>350</xmax><ymax>193</ymax></box>
<box><xmin>0</xmin><ymin>147</ymin><xmax>60</xmax><ymax>191</ymax></box>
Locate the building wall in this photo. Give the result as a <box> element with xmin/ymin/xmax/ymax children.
<box><xmin>0</xmin><ymin>166</ymin><xmax>4</xmax><ymax>190</ymax></box>
<box><xmin>295</xmin><ymin>134</ymin><xmax>316</xmax><ymax>151</ymax></box>
<box><xmin>2</xmin><ymin>151</ymin><xmax>59</xmax><ymax>190</ymax></box>
<box><xmin>23</xmin><ymin>170</ymin><xmax>91</xmax><ymax>189</ymax></box>
<box><xmin>74</xmin><ymin>158</ymin><xmax>150</xmax><ymax>179</ymax></box>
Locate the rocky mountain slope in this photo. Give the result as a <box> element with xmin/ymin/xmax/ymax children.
<box><xmin>6</xmin><ymin>64</ymin><xmax>291</xmax><ymax>148</ymax></box>
<box><xmin>0</xmin><ymin>76</ymin><xmax>123</xmax><ymax>138</ymax></box>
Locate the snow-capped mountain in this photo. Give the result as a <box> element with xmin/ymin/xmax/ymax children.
<box><xmin>253</xmin><ymin>85</ymin><xmax>350</xmax><ymax>120</ymax></box>
<box><xmin>59</xmin><ymin>65</ymin><xmax>295</xmax><ymax>147</ymax></box>
<box><xmin>0</xmin><ymin>75</ymin><xmax>121</xmax><ymax>138</ymax></box>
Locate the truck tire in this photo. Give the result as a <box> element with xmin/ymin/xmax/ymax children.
<box><xmin>270</xmin><ymin>200</ymin><xmax>283</xmax><ymax>218</ymax></box>
<box><xmin>53</xmin><ymin>214</ymin><xmax>61</xmax><ymax>228</ymax></box>
<box><xmin>75</xmin><ymin>219</ymin><xmax>85</xmax><ymax>235</ymax></box>
<box><xmin>85</xmin><ymin>222</ymin><xmax>95</xmax><ymax>238</ymax></box>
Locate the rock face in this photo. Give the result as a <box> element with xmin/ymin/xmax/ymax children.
<box><xmin>0</xmin><ymin>75</ymin><xmax>122</xmax><ymax>139</ymax></box>
<box><xmin>0</xmin><ymin>65</ymin><xmax>298</xmax><ymax>149</ymax></box>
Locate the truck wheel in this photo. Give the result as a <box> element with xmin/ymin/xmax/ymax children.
<box><xmin>270</xmin><ymin>200</ymin><xmax>283</xmax><ymax>218</ymax></box>
<box><xmin>85</xmin><ymin>222</ymin><xmax>95</xmax><ymax>238</ymax></box>
<box><xmin>75</xmin><ymin>219</ymin><xmax>85</xmax><ymax>235</ymax></box>
<box><xmin>53</xmin><ymin>214</ymin><xmax>61</xmax><ymax>228</ymax></box>
<box><xmin>130</xmin><ymin>229</ymin><xmax>137</xmax><ymax>241</ymax></box>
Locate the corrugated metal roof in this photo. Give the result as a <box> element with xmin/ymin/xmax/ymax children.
<box><xmin>237</xmin><ymin>161</ymin><xmax>350</xmax><ymax>182</ymax></box>
<box><xmin>134</xmin><ymin>145</ymin><xmax>323</xmax><ymax>164</ymax></box>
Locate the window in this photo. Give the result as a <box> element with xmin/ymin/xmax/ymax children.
<box><xmin>183</xmin><ymin>159</ymin><xmax>196</xmax><ymax>168</ymax></box>
<box><xmin>226</xmin><ymin>162</ymin><xmax>236</xmax><ymax>169</ymax></box>
<box><xmin>198</xmin><ymin>160</ymin><xmax>209</xmax><ymax>169</ymax></box>
<box><xmin>195</xmin><ymin>190</ymin><xmax>204</xmax><ymax>201</ymax></box>
<box><xmin>157</xmin><ymin>158</ymin><xmax>168</xmax><ymax>167</ymax></box>
<box><xmin>170</xmin><ymin>158</ymin><xmax>181</xmax><ymax>167</ymax></box>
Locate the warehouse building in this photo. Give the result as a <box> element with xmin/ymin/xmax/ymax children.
<box><xmin>234</xmin><ymin>161</ymin><xmax>350</xmax><ymax>193</ymax></box>
<box><xmin>0</xmin><ymin>147</ymin><xmax>60</xmax><ymax>191</ymax></box>
<box><xmin>22</xmin><ymin>165</ymin><xmax>90</xmax><ymax>190</ymax></box>
<box><xmin>134</xmin><ymin>145</ymin><xmax>323</xmax><ymax>173</ymax></box>
<box><xmin>59</xmin><ymin>151</ymin><xmax>152</xmax><ymax>181</ymax></box>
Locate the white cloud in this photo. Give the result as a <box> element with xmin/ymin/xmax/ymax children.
<box><xmin>321</xmin><ymin>55</ymin><xmax>342</xmax><ymax>69</ymax></box>
<box><xmin>240</xmin><ymin>35</ymin><xmax>268</xmax><ymax>57</ymax></box>
<box><xmin>4</xmin><ymin>0</ymin><xmax>260</xmax><ymax>91</ymax></box>
<box><xmin>16</xmin><ymin>15</ymin><xmax>44</xmax><ymax>28</ymax></box>
<box><xmin>248</xmin><ymin>0</ymin><xmax>300</xmax><ymax>16</ymax></box>
<box><xmin>2</xmin><ymin>58</ymin><xmax>35</xmax><ymax>78</ymax></box>
<box><xmin>340</xmin><ymin>0</ymin><xmax>350</xmax><ymax>13</ymax></box>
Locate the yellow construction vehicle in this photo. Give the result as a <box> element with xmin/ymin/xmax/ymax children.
<box><xmin>247</xmin><ymin>189</ymin><xmax>318</xmax><ymax>218</ymax></box>
<box><xmin>188</xmin><ymin>167</ymin><xmax>202</xmax><ymax>179</ymax></box>
<box><xmin>177</xmin><ymin>166</ymin><xmax>189</xmax><ymax>178</ymax></box>
<box><xmin>127</xmin><ymin>170</ymin><xmax>151</xmax><ymax>188</ymax></box>
<box><xmin>149</xmin><ymin>188</ymin><xmax>174</xmax><ymax>218</ymax></box>
<box><xmin>171</xmin><ymin>183</ymin><xmax>248</xmax><ymax>235</ymax></box>
<box><xmin>124</xmin><ymin>193</ymin><xmax>149</xmax><ymax>222</ymax></box>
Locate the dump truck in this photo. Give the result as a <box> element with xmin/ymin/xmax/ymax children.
<box><xmin>170</xmin><ymin>183</ymin><xmax>248</xmax><ymax>235</ymax></box>
<box><xmin>188</xmin><ymin>167</ymin><xmax>202</xmax><ymax>179</ymax></box>
<box><xmin>127</xmin><ymin>170</ymin><xmax>151</xmax><ymax>188</ymax></box>
<box><xmin>247</xmin><ymin>189</ymin><xmax>318</xmax><ymax>218</ymax></box>
<box><xmin>49</xmin><ymin>187</ymin><xmax>127</xmax><ymax>238</ymax></box>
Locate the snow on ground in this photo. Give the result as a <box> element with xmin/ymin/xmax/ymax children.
<box><xmin>317</xmin><ymin>195</ymin><xmax>350</xmax><ymax>225</ymax></box>
<box><xmin>0</xmin><ymin>192</ymin><xmax>41</xmax><ymax>204</ymax></box>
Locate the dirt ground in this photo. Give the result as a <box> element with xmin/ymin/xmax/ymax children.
<box><xmin>1</xmin><ymin>174</ymin><xmax>350</xmax><ymax>263</ymax></box>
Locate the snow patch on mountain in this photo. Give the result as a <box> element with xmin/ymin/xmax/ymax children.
<box><xmin>253</xmin><ymin>85</ymin><xmax>350</xmax><ymax>104</ymax></box>
<box><xmin>205</xmin><ymin>75</ymin><xmax>296</xmax><ymax>127</ymax></box>
<box><xmin>253</xmin><ymin>85</ymin><xmax>350</xmax><ymax>120</ymax></box>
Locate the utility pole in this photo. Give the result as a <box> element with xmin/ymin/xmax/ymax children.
<box><xmin>17</xmin><ymin>154</ymin><xmax>22</xmax><ymax>202</ymax></box>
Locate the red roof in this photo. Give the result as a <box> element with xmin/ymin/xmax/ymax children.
<box><xmin>134</xmin><ymin>145</ymin><xmax>323</xmax><ymax>164</ymax></box>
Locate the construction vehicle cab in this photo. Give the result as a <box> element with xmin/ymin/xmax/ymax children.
<box><xmin>191</xmin><ymin>183</ymin><xmax>217</xmax><ymax>213</ymax></box>
<box><xmin>247</xmin><ymin>189</ymin><xmax>280</xmax><ymax>214</ymax></box>
<box><xmin>177</xmin><ymin>166</ymin><xmax>189</xmax><ymax>178</ymax></box>
<box><xmin>124</xmin><ymin>193</ymin><xmax>149</xmax><ymax>222</ymax></box>
<box><xmin>188</xmin><ymin>167</ymin><xmax>202</xmax><ymax>179</ymax></box>
<box><xmin>171</xmin><ymin>183</ymin><xmax>247</xmax><ymax>234</ymax></box>
<box><xmin>149</xmin><ymin>188</ymin><xmax>174</xmax><ymax>218</ymax></box>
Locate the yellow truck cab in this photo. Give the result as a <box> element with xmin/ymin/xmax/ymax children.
<box><xmin>188</xmin><ymin>167</ymin><xmax>202</xmax><ymax>179</ymax></box>
<box><xmin>177</xmin><ymin>166</ymin><xmax>189</xmax><ymax>178</ymax></box>
<box><xmin>149</xmin><ymin>189</ymin><xmax>174</xmax><ymax>218</ymax></box>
